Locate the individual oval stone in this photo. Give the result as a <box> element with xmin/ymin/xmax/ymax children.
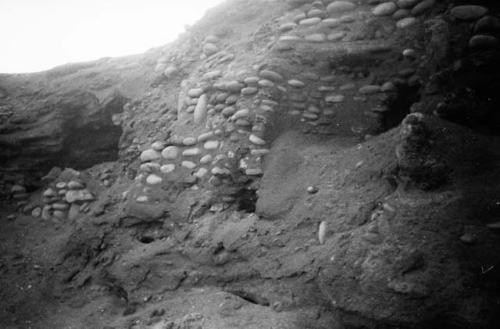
<box><xmin>279</xmin><ymin>35</ymin><xmax>301</xmax><ymax>42</ymax></box>
<box><xmin>474</xmin><ymin>16</ymin><xmax>500</xmax><ymax>34</ymax></box>
<box><xmin>246</xmin><ymin>168</ymin><xmax>263</xmax><ymax>176</ymax></box>
<box><xmin>305</xmin><ymin>33</ymin><xmax>326</xmax><ymax>42</ymax></box>
<box><xmin>162</xmin><ymin>146</ymin><xmax>180</xmax><ymax>159</ymax></box>
<box><xmin>136</xmin><ymin>196</ymin><xmax>148</xmax><ymax>203</ymax></box>
<box><xmin>55</xmin><ymin>182</ymin><xmax>67</xmax><ymax>189</ymax></box>
<box><xmin>261</xmin><ymin>99</ymin><xmax>279</xmax><ymax>106</ymax></box>
<box><xmin>299</xmin><ymin>17</ymin><xmax>322</xmax><ymax>26</ymax></box>
<box><xmin>249</xmin><ymin>134</ymin><xmax>266</xmax><ymax>145</ymax></box>
<box><xmin>66</xmin><ymin>189</ymin><xmax>94</xmax><ymax>203</ymax></box>
<box><xmin>340</xmin><ymin>14</ymin><xmax>355</xmax><ymax>23</ymax></box>
<box><xmin>251</xmin><ymin>149</ymin><xmax>270</xmax><ymax>156</ymax></box>
<box><xmin>339</xmin><ymin>83</ymin><xmax>355</xmax><ymax>90</ymax></box>
<box><xmin>182</xmin><ymin>148</ymin><xmax>201</xmax><ymax>156</ymax></box>
<box><xmin>398</xmin><ymin>68</ymin><xmax>416</xmax><ymax>77</ymax></box>
<box><xmin>194</xmin><ymin>94</ymin><xmax>208</xmax><ymax>125</ymax></box>
<box><xmin>372</xmin><ymin>2</ymin><xmax>398</xmax><ymax>16</ymax></box>
<box><xmin>216</xmin><ymin>93</ymin><xmax>229</xmax><ymax>103</ymax></box>
<box><xmin>393</xmin><ymin>9</ymin><xmax>410</xmax><ymax>20</ymax></box>
<box><xmin>140</xmin><ymin>149</ymin><xmax>161</xmax><ymax>162</ymax></box>
<box><xmin>232</xmin><ymin>108</ymin><xmax>250</xmax><ymax>120</ymax></box>
<box><xmin>151</xmin><ymin>141</ymin><xmax>164</xmax><ymax>151</ymax></box>
<box><xmin>188</xmin><ymin>88</ymin><xmax>204</xmax><ymax>98</ymax></box>
<box><xmin>359</xmin><ymin>85</ymin><xmax>381</xmax><ymax>94</ymax></box>
<box><xmin>320</xmin><ymin>75</ymin><xmax>336</xmax><ymax>82</ymax></box>
<box><xmin>200</xmin><ymin>154</ymin><xmax>213</xmax><ymax>164</ymax></box>
<box><xmin>260</xmin><ymin>104</ymin><xmax>274</xmax><ymax>112</ymax></box>
<box><xmin>411</xmin><ymin>0</ymin><xmax>435</xmax><ymax>16</ymax></box>
<box><xmin>308</xmin><ymin>8</ymin><xmax>326</xmax><ymax>18</ymax></box>
<box><xmin>353</xmin><ymin>95</ymin><xmax>367</xmax><ymax>102</ymax></box>
<box><xmin>194</xmin><ymin>168</ymin><xmax>209</xmax><ymax>178</ymax></box>
<box><xmin>396</xmin><ymin>17</ymin><xmax>417</xmax><ymax>28</ymax></box>
<box><xmin>52</xmin><ymin>202</ymin><xmax>69</xmax><ymax>211</ymax></box>
<box><xmin>403</xmin><ymin>48</ymin><xmax>416</xmax><ymax>58</ymax></box>
<box><xmin>277</xmin><ymin>85</ymin><xmax>288</xmax><ymax>93</ymax></box>
<box><xmin>322</xmin><ymin>18</ymin><xmax>341</xmax><ymax>27</ymax></box>
<box><xmin>279</xmin><ymin>22</ymin><xmax>297</xmax><ymax>32</ymax></box>
<box><xmin>202</xmin><ymin>70</ymin><xmax>222</xmax><ymax>80</ymax></box>
<box><xmin>259</xmin><ymin>70</ymin><xmax>283</xmax><ymax>82</ymax></box>
<box><xmin>303</xmin><ymin>72</ymin><xmax>320</xmax><ymax>81</ymax></box>
<box><xmin>327</xmin><ymin>31</ymin><xmax>346</xmax><ymax>41</ymax></box>
<box><xmin>222</xmin><ymin>106</ymin><xmax>237</xmax><ymax>117</ymax></box>
<box><xmin>318</xmin><ymin>85</ymin><xmax>336</xmax><ymax>92</ymax></box>
<box><xmin>31</xmin><ymin>207</ymin><xmax>42</xmax><ymax>218</ymax></box>
<box><xmin>164</xmin><ymin>66</ymin><xmax>178</xmax><ymax>78</ymax></box>
<box><xmin>303</xmin><ymin>112</ymin><xmax>319</xmax><ymax>120</ymax></box>
<box><xmin>155</xmin><ymin>62</ymin><xmax>166</xmax><ymax>73</ymax></box>
<box><xmin>241</xmin><ymin>87</ymin><xmax>258</xmax><ymax>95</ymax></box>
<box><xmin>307</xmin><ymin>105</ymin><xmax>322</xmax><ymax>113</ymax></box>
<box><xmin>203</xmin><ymin>43</ymin><xmax>219</xmax><ymax>55</ymax></box>
<box><xmin>204</xmin><ymin>140</ymin><xmax>220</xmax><ymax>150</ymax></box>
<box><xmin>140</xmin><ymin>162</ymin><xmax>161</xmax><ymax>172</ymax></box>
<box><xmin>211</xmin><ymin>167</ymin><xmax>231</xmax><ymax>175</ymax></box>
<box><xmin>244</xmin><ymin>76</ymin><xmax>260</xmax><ymax>85</ymax></box>
<box><xmin>214</xmin><ymin>104</ymin><xmax>225</xmax><ymax>111</ymax></box>
<box><xmin>225</xmin><ymin>95</ymin><xmax>239</xmax><ymax>105</ymax></box>
<box><xmin>381</xmin><ymin>81</ymin><xmax>396</xmax><ymax>92</ymax></box>
<box><xmin>43</xmin><ymin>188</ymin><xmax>56</xmax><ymax>197</ymax></box>
<box><xmin>160</xmin><ymin>164</ymin><xmax>176</xmax><ymax>173</ymax></box>
<box><xmin>224</xmin><ymin>80</ymin><xmax>244</xmax><ymax>93</ymax></box>
<box><xmin>181</xmin><ymin>161</ymin><xmax>197</xmax><ymax>169</ymax></box>
<box><xmin>146</xmin><ymin>174</ymin><xmax>163</xmax><ymax>185</ymax></box>
<box><xmin>182</xmin><ymin>137</ymin><xmax>197</xmax><ymax>146</ymax></box>
<box><xmin>326</xmin><ymin>1</ymin><xmax>356</xmax><ymax>15</ymax></box>
<box><xmin>258</xmin><ymin>79</ymin><xmax>274</xmax><ymax>88</ymax></box>
<box><xmin>325</xmin><ymin>94</ymin><xmax>345</xmax><ymax>103</ymax></box>
<box><xmin>469</xmin><ymin>35</ymin><xmax>498</xmax><ymax>49</ymax></box>
<box><xmin>41</xmin><ymin>205</ymin><xmax>52</xmax><ymax>220</ymax></box>
<box><xmin>288</xmin><ymin>79</ymin><xmax>305</xmax><ymax>88</ymax></box>
<box><xmin>53</xmin><ymin>210</ymin><xmax>66</xmax><ymax>220</ymax></box>
<box><xmin>397</xmin><ymin>0</ymin><xmax>420</xmax><ymax>9</ymax></box>
<box><xmin>198</xmin><ymin>132</ymin><xmax>215</xmax><ymax>142</ymax></box>
<box><xmin>323</xmin><ymin>109</ymin><xmax>336</xmax><ymax>116</ymax></box>
<box><xmin>205</xmin><ymin>35</ymin><xmax>219</xmax><ymax>43</ymax></box>
<box><xmin>451</xmin><ymin>5</ymin><xmax>488</xmax><ymax>20</ymax></box>
<box><xmin>235</xmin><ymin>119</ymin><xmax>251</xmax><ymax>127</ymax></box>
<box><xmin>294</xmin><ymin>12</ymin><xmax>307</xmax><ymax>22</ymax></box>
<box><xmin>68</xmin><ymin>180</ymin><xmax>85</xmax><ymax>190</ymax></box>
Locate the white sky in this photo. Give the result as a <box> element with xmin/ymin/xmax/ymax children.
<box><xmin>0</xmin><ymin>0</ymin><xmax>224</xmax><ymax>73</ymax></box>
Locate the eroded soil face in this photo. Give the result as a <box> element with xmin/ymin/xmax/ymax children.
<box><xmin>1</xmin><ymin>1</ymin><xmax>500</xmax><ymax>328</ymax></box>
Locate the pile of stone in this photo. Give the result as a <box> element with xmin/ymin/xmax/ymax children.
<box><xmin>450</xmin><ymin>5</ymin><xmax>499</xmax><ymax>50</ymax></box>
<box><xmin>40</xmin><ymin>179</ymin><xmax>94</xmax><ymax>221</ymax></box>
<box><xmin>202</xmin><ymin>35</ymin><xmax>221</xmax><ymax>58</ymax></box>
<box><xmin>10</xmin><ymin>184</ymin><xmax>29</xmax><ymax>208</ymax></box>
<box><xmin>277</xmin><ymin>0</ymin><xmax>436</xmax><ymax>47</ymax></box>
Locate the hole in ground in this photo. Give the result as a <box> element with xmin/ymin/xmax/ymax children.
<box><xmin>235</xmin><ymin>188</ymin><xmax>258</xmax><ymax>213</ymax></box>
<box><xmin>58</xmin><ymin>93</ymin><xmax>128</xmax><ymax>170</ymax></box>
<box><xmin>133</xmin><ymin>221</ymin><xmax>164</xmax><ymax>244</ymax></box>
<box><xmin>138</xmin><ymin>236</ymin><xmax>155</xmax><ymax>244</ymax></box>
<box><xmin>381</xmin><ymin>84</ymin><xmax>420</xmax><ymax>131</ymax></box>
